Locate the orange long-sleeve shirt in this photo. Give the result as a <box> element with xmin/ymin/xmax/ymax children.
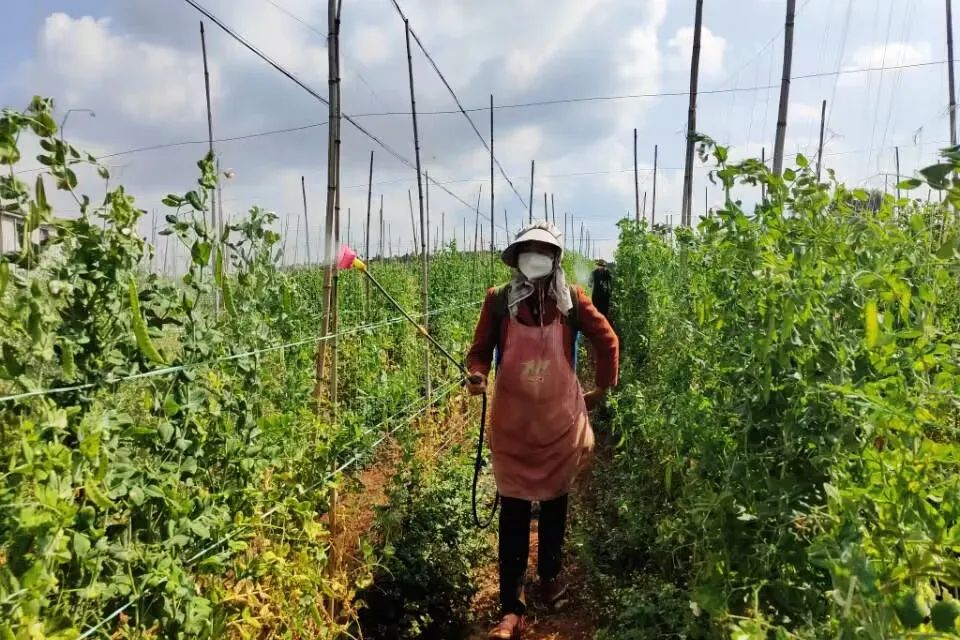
<box><xmin>465</xmin><ymin>285</ymin><xmax>619</xmax><ymax>389</ymax></box>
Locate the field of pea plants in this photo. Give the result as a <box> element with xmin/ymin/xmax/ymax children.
<box><xmin>582</xmin><ymin>138</ymin><xmax>960</xmax><ymax>638</ymax></box>
<box><xmin>5</xmin><ymin>95</ymin><xmax>960</xmax><ymax>640</ymax></box>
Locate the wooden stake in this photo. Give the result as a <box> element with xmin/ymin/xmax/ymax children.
<box><xmin>528</xmin><ymin>160</ymin><xmax>535</xmax><ymax>223</ymax></box>
<box><xmin>816</xmin><ymin>99</ymin><xmax>827</xmax><ymax>182</ymax></box>
<box><xmin>200</xmin><ymin>21</ymin><xmax>220</xmax><ymax>314</ymax></box>
<box><xmin>301</xmin><ymin>176</ymin><xmax>311</xmax><ymax>264</ymax></box>
<box><xmin>761</xmin><ymin>146</ymin><xmax>767</xmax><ymax>201</ymax></box>
<box><xmin>408</xmin><ymin>189</ymin><xmax>418</xmax><ymax>256</ymax></box>
<box><xmin>772</xmin><ymin>0</ymin><xmax>797</xmax><ymax>176</ymax></box>
<box><xmin>379</xmin><ymin>194</ymin><xmax>384</xmax><ymax>259</ymax></box>
<box><xmin>895</xmin><ymin>146</ymin><xmax>901</xmax><ymax>202</ymax></box>
<box><xmin>474</xmin><ymin>186</ymin><xmax>483</xmax><ymax>253</ymax></box>
<box><xmin>652</xmin><ymin>144</ymin><xmax>658</xmax><ymax>227</ymax></box>
<box><xmin>316</xmin><ymin>0</ymin><xmax>341</xmax><ymax>391</ymax></box>
<box><xmin>405</xmin><ymin>18</ymin><xmax>430</xmax><ymax>401</ymax></box>
<box><xmin>490</xmin><ymin>94</ymin><xmax>496</xmax><ymax>278</ymax></box>
<box><xmin>364</xmin><ymin>151</ymin><xmax>373</xmax><ymax>312</ymax></box>
<box><xmin>633</xmin><ymin>128</ymin><xmax>640</xmax><ymax>223</ymax></box>
<box><xmin>949</xmin><ymin>0</ymin><xmax>958</xmax><ymax>146</ymax></box>
<box><xmin>681</xmin><ymin>0</ymin><xmax>704</xmax><ymax>226</ymax></box>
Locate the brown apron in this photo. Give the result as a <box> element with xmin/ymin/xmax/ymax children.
<box><xmin>489</xmin><ymin>315</ymin><xmax>593</xmax><ymax>501</ymax></box>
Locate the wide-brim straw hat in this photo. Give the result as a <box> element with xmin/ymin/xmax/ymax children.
<box><xmin>501</xmin><ymin>220</ymin><xmax>564</xmax><ymax>268</ymax></box>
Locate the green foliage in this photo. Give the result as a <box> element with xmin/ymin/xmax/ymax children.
<box><xmin>355</xmin><ymin>447</ymin><xmax>490</xmax><ymax>639</ymax></box>
<box><xmin>0</xmin><ymin>98</ymin><xmax>495</xmax><ymax>638</ymax></box>
<box><xmin>591</xmin><ymin>139</ymin><xmax>960</xmax><ymax>638</ymax></box>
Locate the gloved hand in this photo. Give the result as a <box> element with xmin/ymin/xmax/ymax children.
<box><xmin>466</xmin><ymin>372</ymin><xmax>487</xmax><ymax>395</ymax></box>
<box><xmin>584</xmin><ymin>387</ymin><xmax>608</xmax><ymax>411</ymax></box>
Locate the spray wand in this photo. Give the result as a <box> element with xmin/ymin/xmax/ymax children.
<box><xmin>335</xmin><ymin>246</ymin><xmax>498</xmax><ymax>527</ymax></box>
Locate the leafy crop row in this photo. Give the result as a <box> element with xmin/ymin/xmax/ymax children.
<box><xmin>590</xmin><ymin>139</ymin><xmax>960</xmax><ymax>638</ymax></box>
<box><xmin>0</xmin><ymin>98</ymin><xmax>498</xmax><ymax>638</ymax></box>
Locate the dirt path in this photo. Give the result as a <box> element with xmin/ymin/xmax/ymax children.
<box><xmin>466</xmin><ymin>470</ymin><xmax>599</xmax><ymax>640</ymax></box>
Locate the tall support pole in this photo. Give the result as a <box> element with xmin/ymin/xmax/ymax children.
<box><xmin>564</xmin><ymin>212</ymin><xmax>568</xmax><ymax>249</ymax></box>
<box><xmin>364</xmin><ymin>151</ymin><xmax>373</xmax><ymax>313</ymax></box>
<box><xmin>379</xmin><ymin>194</ymin><xmax>384</xmax><ymax>259</ymax></box>
<box><xmin>550</xmin><ymin>194</ymin><xmax>556</xmax><ymax>227</ymax></box>
<box><xmin>425</xmin><ymin>170</ymin><xmax>431</xmax><ymax>260</ymax></box>
<box><xmin>761</xmin><ymin>147</ymin><xmax>767</xmax><ymax>201</ymax></box>
<box><xmin>504</xmin><ymin>208</ymin><xmax>509</xmax><ymax>246</ymax></box>
<box><xmin>490</xmin><ymin>94</ymin><xmax>496</xmax><ymax>279</ymax></box>
<box><xmin>681</xmin><ymin>0</ymin><xmax>704</xmax><ymax>226</ymax></box>
<box><xmin>772</xmin><ymin>0</ymin><xmax>797</xmax><ymax>177</ymax></box>
<box><xmin>634</xmin><ymin>128</ymin><xmax>640</xmax><ymax>223</ymax></box>
<box><xmin>528</xmin><ymin>160</ymin><xmax>535</xmax><ymax>223</ymax></box>
<box><xmin>200</xmin><ymin>21</ymin><xmax>220</xmax><ymax>314</ymax></box>
<box><xmin>316</xmin><ymin>0</ymin><xmax>341</xmax><ymax>390</ymax></box>
<box><xmin>441</xmin><ymin>211</ymin><xmax>446</xmax><ymax>252</ymax></box>
<box><xmin>895</xmin><ymin>146</ymin><xmax>902</xmax><ymax>201</ymax></box>
<box><xmin>641</xmin><ymin>191</ymin><xmax>648</xmax><ymax>225</ymax></box>
<box><xmin>816</xmin><ymin>99</ymin><xmax>827</xmax><ymax>182</ymax></box>
<box><xmin>474</xmin><ymin>186</ymin><xmax>483</xmax><ymax>253</ymax></box>
<box><xmin>408</xmin><ymin>189</ymin><xmax>419</xmax><ymax>256</ymax></box>
<box><xmin>651</xmin><ymin>144</ymin><xmax>658</xmax><ymax>227</ymax></box>
<box><xmin>544</xmin><ymin>192</ymin><xmax>548</xmax><ymax>222</ymax></box>
<box><xmin>405</xmin><ymin>19</ymin><xmax>430</xmax><ymax>401</ymax></box>
<box><xmin>301</xmin><ymin>176</ymin><xmax>311</xmax><ymax>264</ymax></box>
<box><xmin>949</xmin><ymin>0</ymin><xmax>958</xmax><ymax>147</ymax></box>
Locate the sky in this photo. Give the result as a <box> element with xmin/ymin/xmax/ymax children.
<box><xmin>1</xmin><ymin>0</ymin><xmax>955</xmax><ymax>266</ymax></box>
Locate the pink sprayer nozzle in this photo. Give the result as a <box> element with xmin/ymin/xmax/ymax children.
<box><xmin>336</xmin><ymin>245</ymin><xmax>366</xmax><ymax>271</ymax></box>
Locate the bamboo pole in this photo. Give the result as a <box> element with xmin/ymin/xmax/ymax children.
<box><xmin>364</xmin><ymin>151</ymin><xmax>373</xmax><ymax>314</ymax></box>
<box><xmin>200</xmin><ymin>21</ymin><xmax>220</xmax><ymax>314</ymax></box>
<box><xmin>761</xmin><ymin>147</ymin><xmax>767</xmax><ymax>201</ymax></box>
<box><xmin>551</xmin><ymin>194</ymin><xmax>556</xmax><ymax>227</ymax></box>
<box><xmin>634</xmin><ymin>128</ymin><xmax>640</xmax><ymax>223</ymax></box>
<box><xmin>816</xmin><ymin>99</ymin><xmax>827</xmax><ymax>182</ymax></box>
<box><xmin>405</xmin><ymin>18</ymin><xmax>430</xmax><ymax>401</ymax></box>
<box><xmin>641</xmin><ymin>191</ymin><xmax>647</xmax><ymax>225</ymax></box>
<box><xmin>895</xmin><ymin>146</ymin><xmax>901</xmax><ymax>202</ymax></box>
<box><xmin>379</xmin><ymin>194</ymin><xmax>384</xmax><ymax>259</ymax></box>
<box><xmin>651</xmin><ymin>144</ymin><xmax>658</xmax><ymax>227</ymax></box>
<box><xmin>504</xmin><ymin>208</ymin><xmax>509</xmax><ymax>245</ymax></box>
<box><xmin>949</xmin><ymin>0</ymin><xmax>958</xmax><ymax>146</ymax></box>
<box><xmin>681</xmin><ymin>0</ymin><xmax>704</xmax><ymax>226</ymax></box>
<box><xmin>490</xmin><ymin>94</ymin><xmax>496</xmax><ymax>277</ymax></box>
<box><xmin>474</xmin><ymin>186</ymin><xmax>483</xmax><ymax>253</ymax></box>
<box><xmin>528</xmin><ymin>160</ymin><xmax>535</xmax><ymax>223</ymax></box>
<box><xmin>294</xmin><ymin>215</ymin><xmax>301</xmax><ymax>265</ymax></box>
<box><xmin>407</xmin><ymin>189</ymin><xmax>419</xmax><ymax>256</ymax></box>
<box><xmin>772</xmin><ymin>0</ymin><xmax>797</xmax><ymax>176</ymax></box>
<box><xmin>328</xmin><ymin>0</ymin><xmax>343</xmax><ymax>608</ymax></box>
<box><xmin>544</xmin><ymin>192</ymin><xmax>548</xmax><ymax>221</ymax></box>
<box><xmin>316</xmin><ymin>0</ymin><xmax>341</xmax><ymax>389</ymax></box>
<box><xmin>425</xmin><ymin>169</ymin><xmax>431</xmax><ymax>259</ymax></box>
<box><xmin>301</xmin><ymin>176</ymin><xmax>311</xmax><ymax>264</ymax></box>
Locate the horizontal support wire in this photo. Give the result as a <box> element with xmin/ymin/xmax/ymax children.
<box><xmin>76</xmin><ymin>379</ymin><xmax>459</xmax><ymax>639</ymax></box>
<box><xmin>0</xmin><ymin>300</ymin><xmax>479</xmax><ymax>404</ymax></box>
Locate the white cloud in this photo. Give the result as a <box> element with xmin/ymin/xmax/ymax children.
<box><xmin>34</xmin><ymin>13</ymin><xmax>220</xmax><ymax>127</ymax></box>
<box><xmin>667</xmin><ymin>25</ymin><xmax>727</xmax><ymax>79</ymax></box>
<box><xmin>850</xmin><ymin>41</ymin><xmax>933</xmax><ymax>69</ymax></box>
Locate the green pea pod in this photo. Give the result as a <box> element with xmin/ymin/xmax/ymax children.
<box><xmin>215</xmin><ymin>246</ymin><xmax>237</xmax><ymax>317</ymax></box>
<box><xmin>61</xmin><ymin>341</ymin><xmax>76</xmax><ymax>379</ymax></box>
<box><xmin>128</xmin><ymin>277</ymin><xmax>165</xmax><ymax>365</ymax></box>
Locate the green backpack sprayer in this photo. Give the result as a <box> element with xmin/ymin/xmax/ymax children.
<box><xmin>335</xmin><ymin>245</ymin><xmax>498</xmax><ymax>528</ymax></box>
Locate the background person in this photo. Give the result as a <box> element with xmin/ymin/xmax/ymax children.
<box><xmin>589</xmin><ymin>258</ymin><xmax>613</xmax><ymax>319</ymax></box>
<box><xmin>465</xmin><ymin>221</ymin><xmax>619</xmax><ymax>639</ymax></box>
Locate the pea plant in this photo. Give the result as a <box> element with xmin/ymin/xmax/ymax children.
<box><xmin>593</xmin><ymin>137</ymin><xmax>960</xmax><ymax>638</ymax></box>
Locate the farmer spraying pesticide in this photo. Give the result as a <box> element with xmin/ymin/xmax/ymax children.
<box><xmin>465</xmin><ymin>221</ymin><xmax>619</xmax><ymax>639</ymax></box>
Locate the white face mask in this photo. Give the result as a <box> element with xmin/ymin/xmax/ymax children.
<box><xmin>517</xmin><ymin>252</ymin><xmax>554</xmax><ymax>280</ymax></box>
